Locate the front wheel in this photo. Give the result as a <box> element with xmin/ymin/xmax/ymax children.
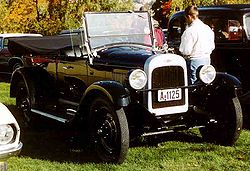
<box><xmin>87</xmin><ymin>96</ymin><xmax>129</xmax><ymax>164</ymax></box>
<box><xmin>200</xmin><ymin>97</ymin><xmax>242</xmax><ymax>146</ymax></box>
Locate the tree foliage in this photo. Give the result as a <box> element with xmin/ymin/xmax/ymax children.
<box><xmin>0</xmin><ymin>0</ymin><xmax>248</xmax><ymax>35</ymax></box>
<box><xmin>0</xmin><ymin>0</ymin><xmax>133</xmax><ymax>35</ymax></box>
<box><xmin>151</xmin><ymin>0</ymin><xmax>250</xmax><ymax>28</ymax></box>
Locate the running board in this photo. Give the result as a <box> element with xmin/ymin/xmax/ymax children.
<box><xmin>31</xmin><ymin>109</ymin><xmax>68</xmax><ymax>123</ymax></box>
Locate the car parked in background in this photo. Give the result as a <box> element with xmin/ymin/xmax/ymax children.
<box><xmin>167</xmin><ymin>4</ymin><xmax>250</xmax><ymax>125</ymax></box>
<box><xmin>0</xmin><ymin>102</ymin><xmax>22</xmax><ymax>170</ymax></box>
<box><xmin>0</xmin><ymin>33</ymin><xmax>42</xmax><ymax>82</ymax></box>
<box><xmin>7</xmin><ymin>11</ymin><xmax>242</xmax><ymax>164</ymax></box>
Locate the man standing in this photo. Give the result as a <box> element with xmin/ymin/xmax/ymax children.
<box><xmin>179</xmin><ymin>5</ymin><xmax>215</xmax><ymax>85</ymax></box>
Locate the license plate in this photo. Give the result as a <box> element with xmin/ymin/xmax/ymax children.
<box><xmin>158</xmin><ymin>88</ymin><xmax>182</xmax><ymax>102</ymax></box>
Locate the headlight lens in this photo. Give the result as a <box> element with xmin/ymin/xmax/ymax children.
<box><xmin>129</xmin><ymin>69</ymin><xmax>147</xmax><ymax>90</ymax></box>
<box><xmin>0</xmin><ymin>124</ymin><xmax>15</xmax><ymax>145</ymax></box>
<box><xmin>199</xmin><ymin>65</ymin><xmax>216</xmax><ymax>84</ymax></box>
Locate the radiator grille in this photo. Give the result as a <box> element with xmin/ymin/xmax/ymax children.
<box><xmin>151</xmin><ymin>66</ymin><xmax>185</xmax><ymax>109</ymax></box>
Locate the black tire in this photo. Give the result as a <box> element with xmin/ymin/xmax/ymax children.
<box><xmin>16</xmin><ymin>80</ymin><xmax>36</xmax><ymax>128</ymax></box>
<box><xmin>87</xmin><ymin>96</ymin><xmax>129</xmax><ymax>164</ymax></box>
<box><xmin>200</xmin><ymin>97</ymin><xmax>242</xmax><ymax>146</ymax></box>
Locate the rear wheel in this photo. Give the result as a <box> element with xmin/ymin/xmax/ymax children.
<box><xmin>87</xmin><ymin>96</ymin><xmax>129</xmax><ymax>164</ymax></box>
<box><xmin>16</xmin><ymin>80</ymin><xmax>36</xmax><ymax>128</ymax></box>
<box><xmin>200</xmin><ymin>97</ymin><xmax>242</xmax><ymax>146</ymax></box>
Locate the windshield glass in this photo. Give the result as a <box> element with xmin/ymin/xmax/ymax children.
<box><xmin>245</xmin><ymin>14</ymin><xmax>250</xmax><ymax>40</ymax></box>
<box><xmin>84</xmin><ymin>12</ymin><xmax>153</xmax><ymax>49</ymax></box>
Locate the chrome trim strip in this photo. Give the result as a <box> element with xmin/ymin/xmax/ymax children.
<box><xmin>31</xmin><ymin>109</ymin><xmax>67</xmax><ymax>123</ymax></box>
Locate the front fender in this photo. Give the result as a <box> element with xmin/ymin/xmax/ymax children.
<box><xmin>82</xmin><ymin>81</ymin><xmax>131</xmax><ymax>108</ymax></box>
<box><xmin>212</xmin><ymin>72</ymin><xmax>242</xmax><ymax>97</ymax></box>
<box><xmin>190</xmin><ymin>72</ymin><xmax>242</xmax><ymax>107</ymax></box>
<box><xmin>193</xmin><ymin>72</ymin><xmax>241</xmax><ymax>100</ymax></box>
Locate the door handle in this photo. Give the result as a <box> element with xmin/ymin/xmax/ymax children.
<box><xmin>63</xmin><ymin>66</ymin><xmax>74</xmax><ymax>70</ymax></box>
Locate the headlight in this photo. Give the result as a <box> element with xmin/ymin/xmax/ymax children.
<box><xmin>0</xmin><ymin>124</ymin><xmax>15</xmax><ymax>145</ymax></box>
<box><xmin>129</xmin><ymin>69</ymin><xmax>147</xmax><ymax>90</ymax></box>
<box><xmin>198</xmin><ymin>65</ymin><xmax>216</xmax><ymax>84</ymax></box>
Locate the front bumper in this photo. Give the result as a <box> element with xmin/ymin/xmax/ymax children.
<box><xmin>0</xmin><ymin>142</ymin><xmax>23</xmax><ymax>161</ymax></box>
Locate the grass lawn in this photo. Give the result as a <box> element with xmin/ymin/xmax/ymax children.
<box><xmin>1</xmin><ymin>82</ymin><xmax>250</xmax><ymax>171</ymax></box>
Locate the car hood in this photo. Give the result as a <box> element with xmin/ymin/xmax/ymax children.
<box><xmin>96</xmin><ymin>46</ymin><xmax>155</xmax><ymax>68</ymax></box>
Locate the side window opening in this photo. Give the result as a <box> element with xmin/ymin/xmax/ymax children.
<box><xmin>168</xmin><ymin>16</ymin><xmax>185</xmax><ymax>45</ymax></box>
<box><xmin>3</xmin><ymin>38</ymin><xmax>8</xmax><ymax>49</ymax></box>
<box><xmin>0</xmin><ymin>38</ymin><xmax>3</xmax><ymax>49</ymax></box>
<box><xmin>228</xmin><ymin>20</ymin><xmax>242</xmax><ymax>40</ymax></box>
<box><xmin>202</xmin><ymin>17</ymin><xmax>242</xmax><ymax>42</ymax></box>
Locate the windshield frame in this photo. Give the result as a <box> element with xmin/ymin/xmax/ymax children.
<box><xmin>83</xmin><ymin>11</ymin><xmax>154</xmax><ymax>50</ymax></box>
<box><xmin>243</xmin><ymin>13</ymin><xmax>250</xmax><ymax>40</ymax></box>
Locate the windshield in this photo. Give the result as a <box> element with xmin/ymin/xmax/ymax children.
<box><xmin>84</xmin><ymin>12</ymin><xmax>153</xmax><ymax>49</ymax></box>
<box><xmin>245</xmin><ymin>14</ymin><xmax>250</xmax><ymax>40</ymax></box>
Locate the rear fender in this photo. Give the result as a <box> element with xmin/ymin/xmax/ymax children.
<box><xmin>10</xmin><ymin>67</ymin><xmax>32</xmax><ymax>98</ymax></box>
<box><xmin>10</xmin><ymin>67</ymin><xmax>56</xmax><ymax>99</ymax></box>
<box><xmin>8</xmin><ymin>57</ymin><xmax>23</xmax><ymax>69</ymax></box>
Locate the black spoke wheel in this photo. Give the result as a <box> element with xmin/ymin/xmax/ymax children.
<box><xmin>200</xmin><ymin>96</ymin><xmax>242</xmax><ymax>146</ymax></box>
<box><xmin>87</xmin><ymin>96</ymin><xmax>129</xmax><ymax>164</ymax></box>
<box><xmin>16</xmin><ymin>80</ymin><xmax>35</xmax><ymax>128</ymax></box>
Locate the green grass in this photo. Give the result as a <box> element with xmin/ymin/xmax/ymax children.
<box><xmin>1</xmin><ymin>82</ymin><xmax>250</xmax><ymax>171</ymax></box>
<box><xmin>0</xmin><ymin>82</ymin><xmax>15</xmax><ymax>105</ymax></box>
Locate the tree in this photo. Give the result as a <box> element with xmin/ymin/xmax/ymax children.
<box><xmin>152</xmin><ymin>0</ymin><xmax>173</xmax><ymax>29</ymax></box>
<box><xmin>0</xmin><ymin>0</ymin><xmax>248</xmax><ymax>35</ymax></box>
<box><xmin>1</xmin><ymin>0</ymin><xmax>37</xmax><ymax>33</ymax></box>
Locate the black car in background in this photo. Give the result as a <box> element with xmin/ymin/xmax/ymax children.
<box><xmin>167</xmin><ymin>4</ymin><xmax>250</xmax><ymax>125</ymax></box>
<box><xmin>0</xmin><ymin>33</ymin><xmax>42</xmax><ymax>81</ymax></box>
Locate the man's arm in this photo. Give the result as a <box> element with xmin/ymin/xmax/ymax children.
<box><xmin>179</xmin><ymin>31</ymin><xmax>194</xmax><ymax>56</ymax></box>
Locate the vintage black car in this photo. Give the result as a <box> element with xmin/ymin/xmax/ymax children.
<box><xmin>7</xmin><ymin>11</ymin><xmax>242</xmax><ymax>164</ymax></box>
<box><xmin>167</xmin><ymin>4</ymin><xmax>250</xmax><ymax>125</ymax></box>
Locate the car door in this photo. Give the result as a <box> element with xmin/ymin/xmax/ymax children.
<box><xmin>56</xmin><ymin>54</ymin><xmax>89</xmax><ymax>102</ymax></box>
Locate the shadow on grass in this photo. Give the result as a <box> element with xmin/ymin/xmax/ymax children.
<box><xmin>7</xmin><ymin>105</ymin><xmax>204</xmax><ymax>163</ymax></box>
<box><xmin>130</xmin><ymin>131</ymin><xmax>203</xmax><ymax>148</ymax></box>
<box><xmin>7</xmin><ymin>105</ymin><xmax>97</xmax><ymax>164</ymax></box>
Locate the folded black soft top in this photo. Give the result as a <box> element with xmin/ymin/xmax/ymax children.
<box><xmin>8</xmin><ymin>35</ymin><xmax>82</xmax><ymax>56</ymax></box>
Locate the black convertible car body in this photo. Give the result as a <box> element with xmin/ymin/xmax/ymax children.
<box><xmin>7</xmin><ymin>11</ymin><xmax>243</xmax><ymax>163</ymax></box>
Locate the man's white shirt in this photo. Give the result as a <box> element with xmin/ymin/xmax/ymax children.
<box><xmin>179</xmin><ymin>18</ymin><xmax>215</xmax><ymax>59</ymax></box>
